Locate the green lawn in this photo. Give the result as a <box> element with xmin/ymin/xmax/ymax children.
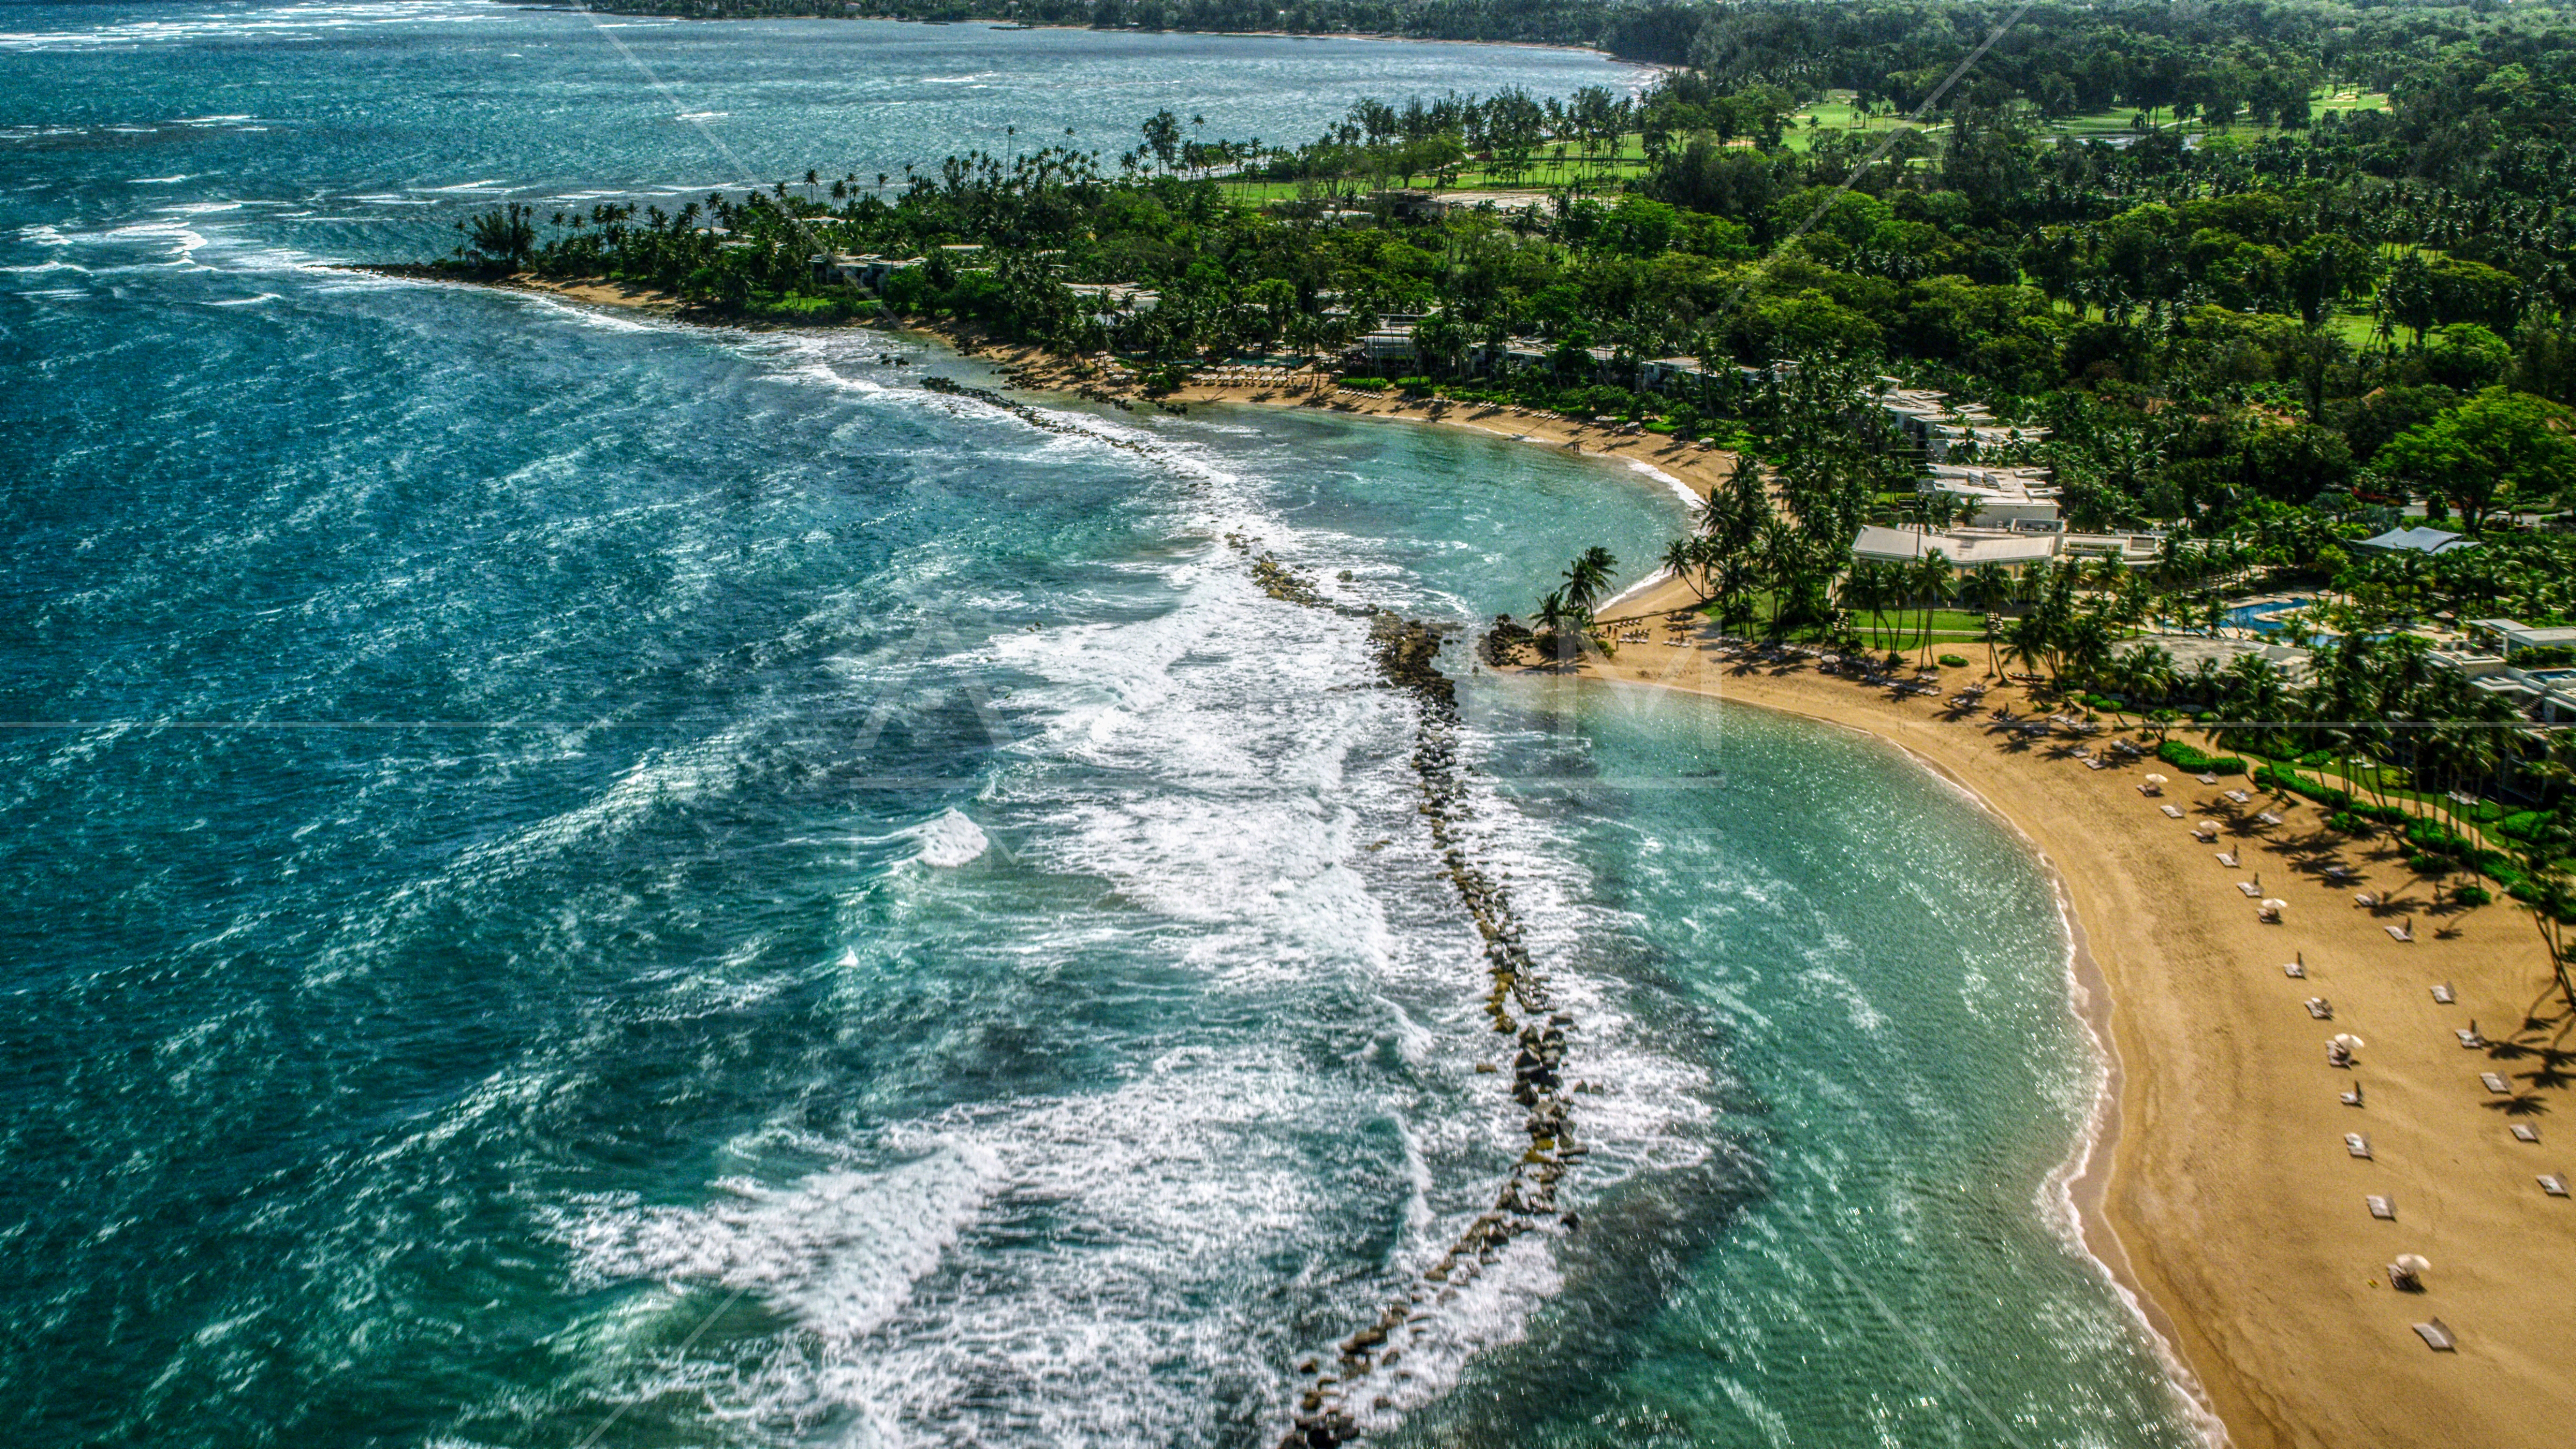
<box><xmin>1227</xmin><ymin>86</ymin><xmax>2392</xmax><ymax>203</ymax></box>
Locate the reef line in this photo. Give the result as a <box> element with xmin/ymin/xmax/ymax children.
<box><xmin>1240</xmin><ymin>543</ymin><xmax>1585</xmax><ymax>1449</ymax></box>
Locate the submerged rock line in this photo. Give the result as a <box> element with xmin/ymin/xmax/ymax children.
<box><xmin>1235</xmin><ymin>541</ymin><xmax>1586</xmax><ymax>1449</ymax></box>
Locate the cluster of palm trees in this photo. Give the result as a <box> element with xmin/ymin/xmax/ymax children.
<box><xmin>1533</xmin><ymin>546</ymin><xmax>1619</xmax><ymax>660</ymax></box>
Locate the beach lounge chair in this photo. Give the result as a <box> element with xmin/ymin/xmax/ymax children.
<box><xmin>2542</xmin><ymin>1174</ymin><xmax>2569</xmax><ymax>1197</ymax></box>
<box><xmin>2345</xmin><ymin>1132</ymin><xmax>2371</xmax><ymax>1158</ymax></box>
<box><xmin>2160</xmin><ymin>804</ymin><xmax>2186</xmax><ymax>819</ymax></box>
<box><xmin>2306</xmin><ymin>998</ymin><xmax>2333</xmax><ymax>1019</ymax></box>
<box><xmin>2216</xmin><ymin>851</ymin><xmax>2240</xmax><ymax>868</ymax></box>
<box><xmin>2329</xmin><ymin>1042</ymin><xmax>2354</xmax><ymax>1069</ymax></box>
<box><xmin>2412</xmin><ymin>1320</ymin><xmax>2456</xmax><ymax>1352</ymax></box>
<box><xmin>2482</xmin><ymin>1072</ymin><xmax>2511</xmax><ymax>1094</ymax></box>
<box><xmin>2325</xmin><ymin>865</ymin><xmax>2354</xmax><ymax>881</ymax></box>
<box><xmin>2198</xmin><ymin>773</ymin><xmax>2218</xmax><ymax>785</ymax></box>
<box><xmin>2455</xmin><ymin>1028</ymin><xmax>2484</xmax><ymax>1048</ymax></box>
<box><xmin>2355</xmin><ymin>892</ymin><xmax>2379</xmax><ymax>909</ymax></box>
<box><xmin>2367</xmin><ymin>1194</ymin><xmax>2395</xmax><ymax>1218</ymax></box>
<box><xmin>2385</xmin><ymin>924</ymin><xmax>2414</xmax><ymax>942</ymax></box>
<box><xmin>2237</xmin><ymin>881</ymin><xmax>2262</xmax><ymax>896</ymax></box>
<box><xmin>2256</xmin><ymin>810</ymin><xmax>2284</xmax><ymax>826</ymax></box>
<box><xmin>2083</xmin><ymin>757</ymin><xmax>2107</xmax><ymax>770</ymax></box>
<box><xmin>2512</xmin><ymin>1124</ymin><xmax>2539</xmax><ymax>1143</ymax></box>
<box><xmin>2224</xmin><ymin>789</ymin><xmax>2252</xmax><ymax>805</ymax></box>
<box><xmin>2284</xmin><ymin>961</ymin><xmax>2306</xmax><ymax>978</ymax></box>
<box><xmin>2432</xmin><ymin>983</ymin><xmax>2455</xmax><ymax>1004</ymax></box>
<box><xmin>2340</xmin><ymin>1086</ymin><xmax>2363</xmax><ymax>1107</ymax></box>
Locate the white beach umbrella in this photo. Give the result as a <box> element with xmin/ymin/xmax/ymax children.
<box><xmin>2395</xmin><ymin>1254</ymin><xmax>2431</xmax><ymax>1274</ymax></box>
<box><xmin>2262</xmin><ymin>898</ymin><xmax>2288</xmax><ymax>910</ymax></box>
<box><xmin>2333</xmin><ymin>1033</ymin><xmax>2366</xmax><ymax>1050</ymax></box>
<box><xmin>2145</xmin><ymin>772</ymin><xmax>2169</xmax><ymax>785</ymax></box>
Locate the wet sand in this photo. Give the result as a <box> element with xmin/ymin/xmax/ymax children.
<box><xmin>1564</xmin><ymin>608</ymin><xmax>2574</xmax><ymax>1449</ymax></box>
<box><xmin>402</xmin><ymin>272</ymin><xmax>2574</xmax><ymax>1446</ymax></box>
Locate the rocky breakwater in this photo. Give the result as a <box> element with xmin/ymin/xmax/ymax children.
<box><xmin>921</xmin><ymin>374</ymin><xmax>1160</xmax><ymax>455</ymax></box>
<box><xmin>1235</xmin><ymin>541</ymin><xmax>1588</xmax><ymax>1449</ymax></box>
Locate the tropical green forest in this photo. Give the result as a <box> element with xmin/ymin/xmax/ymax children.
<box><xmin>442</xmin><ymin>0</ymin><xmax>2576</xmax><ymax>932</ymax></box>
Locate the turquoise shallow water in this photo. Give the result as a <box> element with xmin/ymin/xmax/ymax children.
<box><xmin>1</xmin><ymin>8</ymin><xmax>2204</xmax><ymax>1446</ymax></box>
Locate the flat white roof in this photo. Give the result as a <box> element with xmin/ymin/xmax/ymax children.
<box><xmin>1852</xmin><ymin>525</ymin><xmax>2060</xmax><ymax>566</ymax></box>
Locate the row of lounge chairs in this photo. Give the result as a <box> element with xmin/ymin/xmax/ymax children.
<box><xmin>2256</xmin><ymin>789</ymin><xmax>2576</xmax><ymax>1355</ymax></box>
<box><xmin>1206</xmin><ymin>366</ymin><xmax>1311</xmax><ymax>386</ymax></box>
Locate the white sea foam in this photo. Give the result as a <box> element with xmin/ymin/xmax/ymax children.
<box><xmin>519</xmin><ymin>368</ymin><xmax>1711</xmax><ymax>1445</ymax></box>
<box><xmin>1623</xmin><ymin>455</ymin><xmax>1702</xmax><ymax>510</ymax></box>
<box><xmin>551</xmin><ymin>1144</ymin><xmax>1005</xmax><ymax>1344</ymax></box>
<box><xmin>902</xmin><ymin>807</ymin><xmax>989</xmax><ymax>867</ymax></box>
<box><xmin>1594</xmin><ymin>564</ymin><xmax>1670</xmax><ymax>613</ymax></box>
<box><xmin>1</xmin><ymin>1</ymin><xmax>499</xmax><ymax>52</ymax></box>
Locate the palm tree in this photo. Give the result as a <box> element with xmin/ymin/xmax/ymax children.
<box><xmin>1958</xmin><ymin>564</ymin><xmax>2009</xmax><ymax>676</ymax></box>
<box><xmin>1534</xmin><ymin>588</ymin><xmax>1585</xmax><ymax>663</ymax></box>
<box><xmin>2002</xmin><ymin>612</ymin><xmax>2052</xmax><ymax>683</ymax></box>
<box><xmin>1661</xmin><ymin>537</ymin><xmax>1712</xmax><ymax>602</ymax></box>
<box><xmin>2211</xmin><ymin>653</ymin><xmax>2288</xmax><ymax>767</ymax></box>
<box><xmin>1841</xmin><ymin>561</ymin><xmax>1890</xmax><ymax>650</ymax></box>
<box><xmin>2124</xmin><ymin>641</ymin><xmax>2178</xmax><ymax>709</ymax></box>
<box><xmin>1562</xmin><ymin>546</ymin><xmax>1618</xmax><ymax>616</ymax></box>
<box><xmin>2061</xmin><ymin>610</ymin><xmax>2115</xmax><ymax>689</ymax></box>
<box><xmin>1912</xmin><ymin>551</ymin><xmax>1953</xmax><ymax>665</ymax></box>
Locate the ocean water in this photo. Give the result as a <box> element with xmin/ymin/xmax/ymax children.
<box><xmin>0</xmin><ymin>6</ymin><xmax>2207</xmax><ymax>1447</ymax></box>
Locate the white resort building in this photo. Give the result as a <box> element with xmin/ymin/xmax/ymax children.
<box><xmin>2432</xmin><ymin>618</ymin><xmax>2576</xmax><ymax>725</ymax></box>
<box><xmin>1921</xmin><ymin>464</ymin><xmax>2061</xmax><ymax>528</ymax></box>
<box><xmin>1874</xmin><ymin>380</ymin><xmax>2050</xmax><ymax>460</ymax></box>
<box><xmin>1851</xmin><ymin>522</ymin><xmax>2163</xmax><ymax>573</ymax></box>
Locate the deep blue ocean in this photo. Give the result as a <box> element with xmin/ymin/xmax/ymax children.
<box><xmin>1</xmin><ymin>6</ymin><xmax>2209</xmax><ymax>1446</ymax></box>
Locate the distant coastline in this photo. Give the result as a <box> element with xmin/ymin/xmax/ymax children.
<box><xmin>350</xmin><ymin>264</ymin><xmax>1737</xmax><ymax>498</ymax></box>
<box><xmin>510</xmin><ymin>1</ymin><xmax>1690</xmax><ymax>74</ymax></box>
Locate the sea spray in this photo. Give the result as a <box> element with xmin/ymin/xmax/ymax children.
<box><xmin>1237</xmin><ymin>541</ymin><xmax>1587</xmax><ymax>1449</ymax></box>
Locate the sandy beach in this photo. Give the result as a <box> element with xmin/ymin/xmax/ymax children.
<box><xmin>1559</xmin><ymin>595</ymin><xmax>2575</xmax><ymax>1449</ymax></box>
<box><xmin>459</xmin><ymin>277</ymin><xmax>1744</xmax><ymax>502</ymax></box>
<box><xmin>967</xmin><ymin>339</ymin><xmax>1743</xmax><ymax>502</ymax></box>
<box><xmin>417</xmin><ymin>274</ymin><xmax>2572</xmax><ymax>1446</ymax></box>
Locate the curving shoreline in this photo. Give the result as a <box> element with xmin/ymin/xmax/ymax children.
<box><xmin>372</xmin><ymin>269</ymin><xmax>2572</xmax><ymax>1445</ymax></box>
<box><xmin>1564</xmin><ymin>630</ymin><xmax>2575</xmax><ymax>1449</ymax></box>
<box><xmin>1692</xmin><ymin>681</ymin><xmax>2231</xmax><ymax>1445</ymax></box>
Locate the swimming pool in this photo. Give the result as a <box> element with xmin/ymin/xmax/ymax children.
<box><xmin>2222</xmin><ymin>597</ymin><xmax>2317</xmax><ymax>634</ymax></box>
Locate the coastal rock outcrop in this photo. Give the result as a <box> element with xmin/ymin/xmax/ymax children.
<box><xmin>1236</xmin><ymin>556</ymin><xmax>1585</xmax><ymax>1448</ymax></box>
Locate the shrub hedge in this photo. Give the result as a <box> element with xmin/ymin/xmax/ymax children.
<box><xmin>2157</xmin><ymin>741</ymin><xmax>2244</xmax><ymax>775</ymax></box>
